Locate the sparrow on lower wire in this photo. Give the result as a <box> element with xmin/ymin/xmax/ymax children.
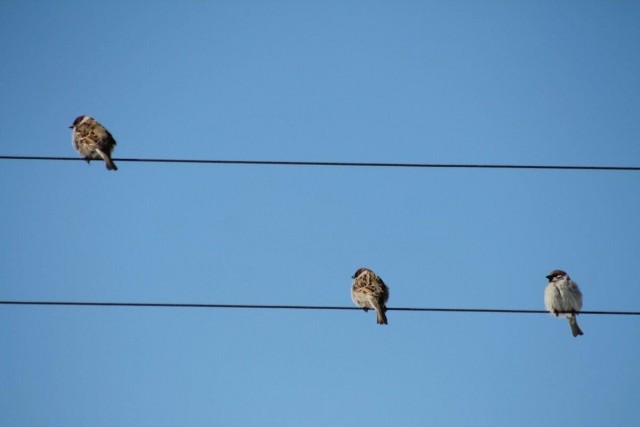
<box><xmin>351</xmin><ymin>267</ymin><xmax>390</xmax><ymax>325</ymax></box>
<box><xmin>544</xmin><ymin>269</ymin><xmax>584</xmax><ymax>337</ymax></box>
<box><xmin>69</xmin><ymin>115</ymin><xmax>118</xmax><ymax>171</ymax></box>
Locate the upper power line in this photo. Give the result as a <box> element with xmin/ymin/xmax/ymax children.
<box><xmin>1</xmin><ymin>155</ymin><xmax>640</xmax><ymax>171</ymax></box>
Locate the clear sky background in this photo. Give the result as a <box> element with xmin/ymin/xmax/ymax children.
<box><xmin>1</xmin><ymin>1</ymin><xmax>639</xmax><ymax>426</ymax></box>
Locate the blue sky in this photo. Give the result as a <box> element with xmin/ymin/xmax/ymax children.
<box><xmin>1</xmin><ymin>1</ymin><xmax>639</xmax><ymax>426</ymax></box>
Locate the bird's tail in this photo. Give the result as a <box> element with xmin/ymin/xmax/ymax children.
<box><xmin>372</xmin><ymin>301</ymin><xmax>388</xmax><ymax>325</ymax></box>
<box><xmin>98</xmin><ymin>149</ymin><xmax>118</xmax><ymax>171</ymax></box>
<box><xmin>104</xmin><ymin>156</ymin><xmax>118</xmax><ymax>171</ymax></box>
<box><xmin>568</xmin><ymin>315</ymin><xmax>584</xmax><ymax>337</ymax></box>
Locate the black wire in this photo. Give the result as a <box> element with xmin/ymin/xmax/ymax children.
<box><xmin>0</xmin><ymin>300</ymin><xmax>637</xmax><ymax>315</ymax></box>
<box><xmin>2</xmin><ymin>156</ymin><xmax>637</xmax><ymax>315</ymax></box>
<box><xmin>1</xmin><ymin>155</ymin><xmax>640</xmax><ymax>171</ymax></box>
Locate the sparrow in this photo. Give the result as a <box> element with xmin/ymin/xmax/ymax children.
<box><xmin>69</xmin><ymin>115</ymin><xmax>118</xmax><ymax>170</ymax></box>
<box><xmin>351</xmin><ymin>267</ymin><xmax>390</xmax><ymax>325</ymax></box>
<box><xmin>544</xmin><ymin>269</ymin><xmax>584</xmax><ymax>337</ymax></box>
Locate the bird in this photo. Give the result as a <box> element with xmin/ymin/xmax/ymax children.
<box><xmin>69</xmin><ymin>115</ymin><xmax>118</xmax><ymax>171</ymax></box>
<box><xmin>351</xmin><ymin>267</ymin><xmax>390</xmax><ymax>325</ymax></box>
<box><xmin>544</xmin><ymin>269</ymin><xmax>584</xmax><ymax>337</ymax></box>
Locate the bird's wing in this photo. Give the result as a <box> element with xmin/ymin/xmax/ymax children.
<box><xmin>91</xmin><ymin>125</ymin><xmax>117</xmax><ymax>148</ymax></box>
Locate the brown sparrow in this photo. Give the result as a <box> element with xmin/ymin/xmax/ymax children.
<box><xmin>69</xmin><ymin>115</ymin><xmax>118</xmax><ymax>170</ymax></box>
<box><xmin>351</xmin><ymin>267</ymin><xmax>390</xmax><ymax>325</ymax></box>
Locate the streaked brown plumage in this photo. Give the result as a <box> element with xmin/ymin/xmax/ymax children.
<box><xmin>69</xmin><ymin>115</ymin><xmax>118</xmax><ymax>171</ymax></box>
<box><xmin>351</xmin><ymin>267</ymin><xmax>390</xmax><ymax>325</ymax></box>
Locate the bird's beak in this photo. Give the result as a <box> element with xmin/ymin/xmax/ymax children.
<box><xmin>351</xmin><ymin>275</ymin><xmax>355</xmax><ymax>279</ymax></box>
<box><xmin>68</xmin><ymin>125</ymin><xmax>74</xmax><ymax>129</ymax></box>
<box><xmin>545</xmin><ymin>275</ymin><xmax>553</xmax><ymax>280</ymax></box>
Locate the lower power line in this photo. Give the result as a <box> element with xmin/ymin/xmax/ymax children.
<box><xmin>0</xmin><ymin>300</ymin><xmax>637</xmax><ymax>315</ymax></box>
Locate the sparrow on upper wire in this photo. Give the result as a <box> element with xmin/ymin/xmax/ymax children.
<box><xmin>351</xmin><ymin>267</ymin><xmax>390</xmax><ymax>325</ymax></box>
<box><xmin>69</xmin><ymin>115</ymin><xmax>118</xmax><ymax>171</ymax></box>
<box><xmin>544</xmin><ymin>269</ymin><xmax>584</xmax><ymax>337</ymax></box>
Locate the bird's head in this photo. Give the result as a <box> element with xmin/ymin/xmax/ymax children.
<box><xmin>69</xmin><ymin>115</ymin><xmax>89</xmax><ymax>129</ymax></box>
<box><xmin>546</xmin><ymin>269</ymin><xmax>568</xmax><ymax>281</ymax></box>
<box><xmin>352</xmin><ymin>267</ymin><xmax>372</xmax><ymax>279</ymax></box>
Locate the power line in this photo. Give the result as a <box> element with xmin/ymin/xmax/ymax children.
<box><xmin>0</xmin><ymin>300</ymin><xmax>638</xmax><ymax>315</ymax></box>
<box><xmin>1</xmin><ymin>155</ymin><xmax>640</xmax><ymax>171</ymax></box>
